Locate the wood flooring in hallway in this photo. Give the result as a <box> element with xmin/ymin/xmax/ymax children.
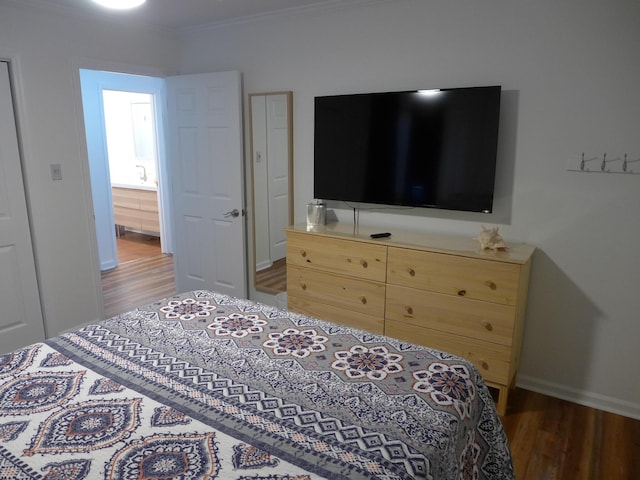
<box><xmin>100</xmin><ymin>231</ymin><xmax>175</xmax><ymax>318</ymax></box>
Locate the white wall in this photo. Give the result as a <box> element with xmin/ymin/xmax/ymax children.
<box><xmin>0</xmin><ymin>4</ymin><xmax>180</xmax><ymax>335</ymax></box>
<box><xmin>179</xmin><ymin>0</ymin><xmax>640</xmax><ymax>417</ymax></box>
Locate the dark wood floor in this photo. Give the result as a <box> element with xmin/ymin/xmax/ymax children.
<box><xmin>101</xmin><ymin>232</ymin><xmax>640</xmax><ymax>479</ymax></box>
<box><xmin>502</xmin><ymin>388</ymin><xmax>639</xmax><ymax>479</ymax></box>
<box><xmin>100</xmin><ymin>231</ymin><xmax>175</xmax><ymax>318</ymax></box>
<box><xmin>255</xmin><ymin>257</ymin><xmax>287</xmax><ymax>293</ymax></box>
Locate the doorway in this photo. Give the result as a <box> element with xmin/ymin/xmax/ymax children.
<box><xmin>79</xmin><ymin>69</ymin><xmax>175</xmax><ymax>317</ymax></box>
<box><xmin>80</xmin><ymin>68</ymin><xmax>247</xmax><ymax>316</ymax></box>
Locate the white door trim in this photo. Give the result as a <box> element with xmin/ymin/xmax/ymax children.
<box><xmin>69</xmin><ymin>57</ymin><xmax>173</xmax><ymax>318</ymax></box>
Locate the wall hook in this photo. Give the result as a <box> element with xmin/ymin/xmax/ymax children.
<box><xmin>569</xmin><ymin>153</ymin><xmax>640</xmax><ymax>174</ymax></box>
<box><xmin>577</xmin><ymin>153</ymin><xmax>599</xmax><ymax>171</ymax></box>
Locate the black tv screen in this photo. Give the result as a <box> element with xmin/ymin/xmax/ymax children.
<box><xmin>313</xmin><ymin>86</ymin><xmax>501</xmax><ymax>213</ymax></box>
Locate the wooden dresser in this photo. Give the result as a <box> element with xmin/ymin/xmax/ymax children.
<box><xmin>285</xmin><ymin>223</ymin><xmax>535</xmax><ymax>415</ymax></box>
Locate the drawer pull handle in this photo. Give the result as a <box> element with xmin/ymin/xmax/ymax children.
<box><xmin>360</xmin><ymin>296</ymin><xmax>367</xmax><ymax>305</ymax></box>
<box><xmin>300</xmin><ymin>283</ymin><xmax>307</xmax><ymax>291</ymax></box>
<box><xmin>405</xmin><ymin>306</ymin><xmax>413</xmax><ymax>315</ymax></box>
<box><xmin>483</xmin><ymin>321</ymin><xmax>493</xmax><ymax>331</ymax></box>
<box><xmin>479</xmin><ymin>360</ymin><xmax>489</xmax><ymax>370</ymax></box>
<box><xmin>485</xmin><ymin>281</ymin><xmax>497</xmax><ymax>290</ymax></box>
<box><xmin>408</xmin><ymin>268</ymin><xmax>415</xmax><ymax>277</ymax></box>
<box><xmin>457</xmin><ymin>289</ymin><xmax>466</xmax><ymax>296</ymax></box>
<box><xmin>360</xmin><ymin>259</ymin><xmax>368</xmax><ymax>268</ymax></box>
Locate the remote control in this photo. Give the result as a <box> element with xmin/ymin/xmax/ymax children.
<box><xmin>370</xmin><ymin>232</ymin><xmax>391</xmax><ymax>239</ymax></box>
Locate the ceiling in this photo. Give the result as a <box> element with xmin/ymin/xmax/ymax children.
<box><xmin>4</xmin><ymin>0</ymin><xmax>364</xmax><ymax>31</ymax></box>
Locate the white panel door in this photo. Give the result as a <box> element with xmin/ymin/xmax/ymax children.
<box><xmin>0</xmin><ymin>61</ymin><xmax>45</xmax><ymax>353</ymax></box>
<box><xmin>166</xmin><ymin>71</ymin><xmax>247</xmax><ymax>297</ymax></box>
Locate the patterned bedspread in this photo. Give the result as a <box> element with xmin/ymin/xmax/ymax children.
<box><xmin>0</xmin><ymin>290</ymin><xmax>514</xmax><ymax>479</ymax></box>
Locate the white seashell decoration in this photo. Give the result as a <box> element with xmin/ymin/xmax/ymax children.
<box><xmin>474</xmin><ymin>225</ymin><xmax>507</xmax><ymax>251</ymax></box>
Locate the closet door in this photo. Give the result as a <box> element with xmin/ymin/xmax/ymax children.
<box><xmin>0</xmin><ymin>61</ymin><xmax>45</xmax><ymax>353</ymax></box>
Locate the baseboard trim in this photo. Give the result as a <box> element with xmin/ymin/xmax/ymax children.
<box><xmin>517</xmin><ymin>374</ymin><xmax>640</xmax><ymax>420</ymax></box>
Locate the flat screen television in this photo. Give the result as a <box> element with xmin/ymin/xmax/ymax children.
<box><xmin>313</xmin><ymin>86</ymin><xmax>501</xmax><ymax>213</ymax></box>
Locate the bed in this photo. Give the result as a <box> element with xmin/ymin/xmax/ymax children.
<box><xmin>0</xmin><ymin>290</ymin><xmax>514</xmax><ymax>479</ymax></box>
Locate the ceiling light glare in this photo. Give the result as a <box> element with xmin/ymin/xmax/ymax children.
<box><xmin>92</xmin><ymin>0</ymin><xmax>146</xmax><ymax>10</ymax></box>
<box><xmin>417</xmin><ymin>89</ymin><xmax>442</xmax><ymax>96</ymax></box>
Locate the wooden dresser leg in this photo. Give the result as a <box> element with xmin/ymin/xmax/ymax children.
<box><xmin>496</xmin><ymin>385</ymin><xmax>509</xmax><ymax>416</ymax></box>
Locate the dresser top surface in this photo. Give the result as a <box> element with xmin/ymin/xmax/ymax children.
<box><xmin>287</xmin><ymin>223</ymin><xmax>535</xmax><ymax>264</ymax></box>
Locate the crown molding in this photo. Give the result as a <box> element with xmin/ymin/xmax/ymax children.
<box><xmin>0</xmin><ymin>0</ymin><xmax>395</xmax><ymax>37</ymax></box>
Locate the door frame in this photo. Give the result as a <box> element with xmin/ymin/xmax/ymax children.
<box><xmin>73</xmin><ymin>60</ymin><xmax>250</xmax><ymax>316</ymax></box>
<box><xmin>79</xmin><ymin>69</ymin><xmax>172</xmax><ymax>271</ymax></box>
<box><xmin>71</xmin><ymin>58</ymin><xmax>173</xmax><ymax>316</ymax></box>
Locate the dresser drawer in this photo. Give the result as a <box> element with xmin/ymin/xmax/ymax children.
<box><xmin>113</xmin><ymin>206</ymin><xmax>141</xmax><ymax>230</ymax></box>
<box><xmin>287</xmin><ymin>265</ymin><xmax>385</xmax><ymax>318</ymax></box>
<box><xmin>387</xmin><ymin>247</ymin><xmax>521</xmax><ymax>305</ymax></box>
<box><xmin>140</xmin><ymin>210</ymin><xmax>160</xmax><ymax>232</ymax></box>
<box><xmin>288</xmin><ymin>295</ymin><xmax>384</xmax><ymax>334</ymax></box>
<box><xmin>386</xmin><ymin>321</ymin><xmax>510</xmax><ymax>384</ymax></box>
<box><xmin>386</xmin><ymin>285</ymin><xmax>515</xmax><ymax>346</ymax></box>
<box><xmin>287</xmin><ymin>231</ymin><xmax>387</xmax><ymax>282</ymax></box>
<box><xmin>112</xmin><ymin>188</ymin><xmax>140</xmax><ymax>209</ymax></box>
<box><xmin>139</xmin><ymin>190</ymin><xmax>159</xmax><ymax>213</ymax></box>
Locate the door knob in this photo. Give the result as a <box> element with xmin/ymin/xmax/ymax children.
<box><xmin>224</xmin><ymin>208</ymin><xmax>240</xmax><ymax>218</ymax></box>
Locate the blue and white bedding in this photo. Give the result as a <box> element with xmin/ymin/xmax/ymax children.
<box><xmin>0</xmin><ymin>290</ymin><xmax>514</xmax><ymax>479</ymax></box>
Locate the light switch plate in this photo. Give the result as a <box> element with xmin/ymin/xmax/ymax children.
<box><xmin>50</xmin><ymin>163</ymin><xmax>62</xmax><ymax>181</ymax></box>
